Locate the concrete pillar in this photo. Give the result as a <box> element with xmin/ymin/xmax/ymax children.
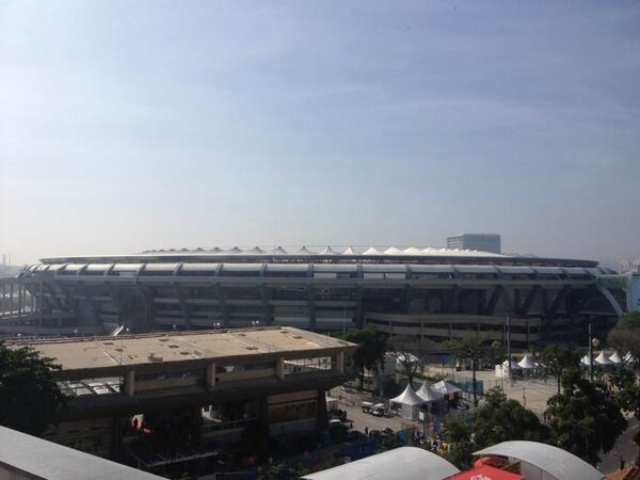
<box><xmin>336</xmin><ymin>352</ymin><xmax>345</xmax><ymax>373</ymax></box>
<box><xmin>206</xmin><ymin>362</ymin><xmax>216</xmax><ymax>389</ymax></box>
<box><xmin>316</xmin><ymin>389</ymin><xmax>327</xmax><ymax>431</ymax></box>
<box><xmin>276</xmin><ymin>357</ymin><xmax>284</xmax><ymax>380</ymax></box>
<box><xmin>125</xmin><ymin>371</ymin><xmax>135</xmax><ymax>396</ymax></box>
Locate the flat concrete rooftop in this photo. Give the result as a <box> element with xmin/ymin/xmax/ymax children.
<box><xmin>14</xmin><ymin>327</ymin><xmax>355</xmax><ymax>375</ymax></box>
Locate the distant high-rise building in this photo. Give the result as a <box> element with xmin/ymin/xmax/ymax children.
<box><xmin>447</xmin><ymin>233</ymin><xmax>501</xmax><ymax>254</ymax></box>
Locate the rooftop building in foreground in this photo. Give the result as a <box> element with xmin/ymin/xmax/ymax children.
<box><xmin>304</xmin><ymin>441</ymin><xmax>604</xmax><ymax>480</ymax></box>
<box><xmin>12</xmin><ymin>327</ymin><xmax>355</xmax><ymax>475</ymax></box>
<box><xmin>1</xmin><ymin>245</ymin><xmax>628</xmax><ymax>348</ymax></box>
<box><xmin>0</xmin><ymin>425</ymin><xmax>162</xmax><ymax>480</ymax></box>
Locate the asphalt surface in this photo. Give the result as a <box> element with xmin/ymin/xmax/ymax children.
<box><xmin>599</xmin><ymin>417</ymin><xmax>640</xmax><ymax>474</ymax></box>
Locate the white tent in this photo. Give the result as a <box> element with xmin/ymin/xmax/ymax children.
<box><xmin>580</xmin><ymin>354</ymin><xmax>593</xmax><ymax>366</ymax></box>
<box><xmin>384</xmin><ymin>247</ymin><xmax>405</xmax><ymax>255</ymax></box>
<box><xmin>297</xmin><ymin>246</ymin><xmax>316</xmax><ymax>255</ymax></box>
<box><xmin>403</xmin><ymin>247</ymin><xmax>424</xmax><ymax>255</ymax></box>
<box><xmin>390</xmin><ymin>384</ymin><xmax>426</xmax><ymax>419</ymax></box>
<box><xmin>503</xmin><ymin>359</ymin><xmax>522</xmax><ymax>370</ymax></box>
<box><xmin>244</xmin><ymin>246</ymin><xmax>266</xmax><ymax>254</ymax></box>
<box><xmin>342</xmin><ymin>246</ymin><xmax>356</xmax><ymax>255</ymax></box>
<box><xmin>318</xmin><ymin>246</ymin><xmax>339</xmax><ymax>255</ymax></box>
<box><xmin>517</xmin><ymin>353</ymin><xmax>536</xmax><ymax>370</ymax></box>
<box><xmin>272</xmin><ymin>246</ymin><xmax>288</xmax><ymax>255</ymax></box>
<box><xmin>609</xmin><ymin>351</ymin><xmax>622</xmax><ymax>364</ymax></box>
<box><xmin>395</xmin><ymin>353</ymin><xmax>420</xmax><ymax>366</ymax></box>
<box><xmin>362</xmin><ymin>247</ymin><xmax>383</xmax><ymax>255</ymax></box>
<box><xmin>625</xmin><ymin>352</ymin><xmax>637</xmax><ymax>364</ymax></box>
<box><xmin>432</xmin><ymin>380</ymin><xmax>462</xmax><ymax>395</ymax></box>
<box><xmin>417</xmin><ymin>381</ymin><xmax>445</xmax><ymax>403</ymax></box>
<box><xmin>595</xmin><ymin>351</ymin><xmax>613</xmax><ymax>366</ymax></box>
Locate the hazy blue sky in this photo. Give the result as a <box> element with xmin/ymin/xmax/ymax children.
<box><xmin>1</xmin><ymin>1</ymin><xmax>639</xmax><ymax>265</ymax></box>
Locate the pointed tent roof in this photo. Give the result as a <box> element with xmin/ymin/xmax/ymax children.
<box><xmin>417</xmin><ymin>381</ymin><xmax>445</xmax><ymax>402</ymax></box>
<box><xmin>502</xmin><ymin>359</ymin><xmax>522</xmax><ymax>370</ymax></box>
<box><xmin>624</xmin><ymin>352</ymin><xmax>637</xmax><ymax>364</ymax></box>
<box><xmin>318</xmin><ymin>246</ymin><xmax>339</xmax><ymax>255</ymax></box>
<box><xmin>390</xmin><ymin>384</ymin><xmax>426</xmax><ymax>407</ymax></box>
<box><xmin>609</xmin><ymin>351</ymin><xmax>622</xmax><ymax>364</ymax></box>
<box><xmin>342</xmin><ymin>246</ymin><xmax>356</xmax><ymax>255</ymax></box>
<box><xmin>581</xmin><ymin>354</ymin><xmax>593</xmax><ymax>366</ymax></box>
<box><xmin>272</xmin><ymin>246</ymin><xmax>288</xmax><ymax>255</ymax></box>
<box><xmin>595</xmin><ymin>351</ymin><xmax>613</xmax><ymax>365</ymax></box>
<box><xmin>404</xmin><ymin>247</ymin><xmax>424</xmax><ymax>255</ymax></box>
<box><xmin>244</xmin><ymin>246</ymin><xmax>266</xmax><ymax>254</ymax></box>
<box><xmin>296</xmin><ymin>246</ymin><xmax>316</xmax><ymax>255</ymax></box>
<box><xmin>208</xmin><ymin>247</ymin><xmax>223</xmax><ymax>253</ymax></box>
<box><xmin>517</xmin><ymin>353</ymin><xmax>536</xmax><ymax>370</ymax></box>
<box><xmin>432</xmin><ymin>380</ymin><xmax>462</xmax><ymax>395</ymax></box>
<box><xmin>225</xmin><ymin>247</ymin><xmax>242</xmax><ymax>254</ymax></box>
<box><xmin>384</xmin><ymin>247</ymin><xmax>405</xmax><ymax>255</ymax></box>
<box><xmin>362</xmin><ymin>247</ymin><xmax>383</xmax><ymax>255</ymax></box>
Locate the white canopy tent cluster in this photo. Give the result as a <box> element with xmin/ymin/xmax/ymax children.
<box><xmin>390</xmin><ymin>380</ymin><xmax>461</xmax><ymax>419</ymax></box>
<box><xmin>581</xmin><ymin>350</ymin><xmax>629</xmax><ymax>366</ymax></box>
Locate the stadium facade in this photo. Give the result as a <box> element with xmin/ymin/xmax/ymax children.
<box><xmin>12</xmin><ymin>245</ymin><xmax>629</xmax><ymax>349</ymax></box>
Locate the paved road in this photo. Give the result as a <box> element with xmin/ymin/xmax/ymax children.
<box><xmin>337</xmin><ymin>402</ymin><xmax>406</xmax><ymax>433</ymax></box>
<box><xmin>599</xmin><ymin>417</ymin><xmax>640</xmax><ymax>474</ymax></box>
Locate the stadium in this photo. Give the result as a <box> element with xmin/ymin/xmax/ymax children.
<box><xmin>9</xmin><ymin>245</ymin><xmax>629</xmax><ymax>349</ymax></box>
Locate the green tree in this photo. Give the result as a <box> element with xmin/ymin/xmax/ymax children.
<box><xmin>608</xmin><ymin>312</ymin><xmax>640</xmax><ymax>369</ymax></box>
<box><xmin>257</xmin><ymin>462</ymin><xmax>306</xmax><ymax>480</ymax></box>
<box><xmin>0</xmin><ymin>342</ymin><xmax>65</xmax><ymax>436</ymax></box>
<box><xmin>610</xmin><ymin>365</ymin><xmax>640</xmax><ymax>418</ymax></box>
<box><xmin>546</xmin><ymin>367</ymin><xmax>627</xmax><ymax>465</ymax></box>
<box><xmin>473</xmin><ymin>388</ymin><xmax>550</xmax><ymax>448</ymax></box>
<box><xmin>342</xmin><ymin>326</ymin><xmax>387</xmax><ymax>390</ymax></box>
<box><xmin>538</xmin><ymin>346</ymin><xmax>581</xmax><ymax>394</ymax></box>
<box><xmin>441</xmin><ymin>415</ymin><xmax>474</xmax><ymax>470</ymax></box>
<box><xmin>444</xmin><ymin>336</ymin><xmax>503</xmax><ymax>406</ymax></box>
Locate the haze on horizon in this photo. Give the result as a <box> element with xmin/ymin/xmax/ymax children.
<box><xmin>1</xmin><ymin>1</ymin><xmax>639</xmax><ymax>266</ymax></box>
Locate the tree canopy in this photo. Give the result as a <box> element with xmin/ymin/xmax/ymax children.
<box><xmin>546</xmin><ymin>367</ymin><xmax>627</xmax><ymax>465</ymax></box>
<box><xmin>473</xmin><ymin>388</ymin><xmax>550</xmax><ymax>447</ymax></box>
<box><xmin>444</xmin><ymin>336</ymin><xmax>504</xmax><ymax>406</ymax></box>
<box><xmin>441</xmin><ymin>387</ymin><xmax>548</xmax><ymax>470</ymax></box>
<box><xmin>0</xmin><ymin>341</ymin><xmax>66</xmax><ymax>435</ymax></box>
<box><xmin>342</xmin><ymin>326</ymin><xmax>388</xmax><ymax>388</ymax></box>
<box><xmin>538</xmin><ymin>346</ymin><xmax>581</xmax><ymax>394</ymax></box>
<box><xmin>608</xmin><ymin>312</ymin><xmax>640</xmax><ymax>369</ymax></box>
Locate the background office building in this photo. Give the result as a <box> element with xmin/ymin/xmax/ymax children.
<box><xmin>447</xmin><ymin>234</ymin><xmax>502</xmax><ymax>254</ymax></box>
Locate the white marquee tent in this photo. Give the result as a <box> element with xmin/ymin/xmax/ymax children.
<box><xmin>390</xmin><ymin>384</ymin><xmax>427</xmax><ymax>419</ymax></box>
<box><xmin>517</xmin><ymin>353</ymin><xmax>536</xmax><ymax>370</ymax></box>
<box><xmin>595</xmin><ymin>351</ymin><xmax>613</xmax><ymax>366</ymax></box>
<box><xmin>609</xmin><ymin>351</ymin><xmax>622</xmax><ymax>364</ymax></box>
<box><xmin>417</xmin><ymin>381</ymin><xmax>445</xmax><ymax>403</ymax></box>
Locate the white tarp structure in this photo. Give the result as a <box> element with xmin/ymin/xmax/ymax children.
<box><xmin>432</xmin><ymin>380</ymin><xmax>461</xmax><ymax>395</ymax></box>
<box><xmin>318</xmin><ymin>246</ymin><xmax>339</xmax><ymax>255</ymax></box>
<box><xmin>609</xmin><ymin>351</ymin><xmax>622</xmax><ymax>364</ymax></box>
<box><xmin>517</xmin><ymin>353</ymin><xmax>536</xmax><ymax>370</ymax></box>
<box><xmin>384</xmin><ymin>247</ymin><xmax>405</xmax><ymax>255</ymax></box>
<box><xmin>417</xmin><ymin>381</ymin><xmax>445</xmax><ymax>402</ymax></box>
<box><xmin>503</xmin><ymin>359</ymin><xmax>522</xmax><ymax>370</ymax></box>
<box><xmin>390</xmin><ymin>384</ymin><xmax>426</xmax><ymax>419</ymax></box>
<box><xmin>362</xmin><ymin>247</ymin><xmax>383</xmax><ymax>255</ymax></box>
<box><xmin>272</xmin><ymin>246</ymin><xmax>288</xmax><ymax>255</ymax></box>
<box><xmin>625</xmin><ymin>352</ymin><xmax>637</xmax><ymax>364</ymax></box>
<box><xmin>395</xmin><ymin>353</ymin><xmax>420</xmax><ymax>366</ymax></box>
<box><xmin>581</xmin><ymin>354</ymin><xmax>593</xmax><ymax>367</ymax></box>
<box><xmin>342</xmin><ymin>246</ymin><xmax>356</xmax><ymax>255</ymax></box>
<box><xmin>474</xmin><ymin>441</ymin><xmax>604</xmax><ymax>480</ymax></box>
<box><xmin>302</xmin><ymin>446</ymin><xmax>460</xmax><ymax>480</ymax></box>
<box><xmin>595</xmin><ymin>351</ymin><xmax>613</xmax><ymax>366</ymax></box>
<box><xmin>297</xmin><ymin>246</ymin><xmax>315</xmax><ymax>255</ymax></box>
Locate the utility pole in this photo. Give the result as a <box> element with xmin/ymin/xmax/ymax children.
<box><xmin>507</xmin><ymin>310</ymin><xmax>512</xmax><ymax>382</ymax></box>
<box><xmin>588</xmin><ymin>322</ymin><xmax>594</xmax><ymax>383</ymax></box>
